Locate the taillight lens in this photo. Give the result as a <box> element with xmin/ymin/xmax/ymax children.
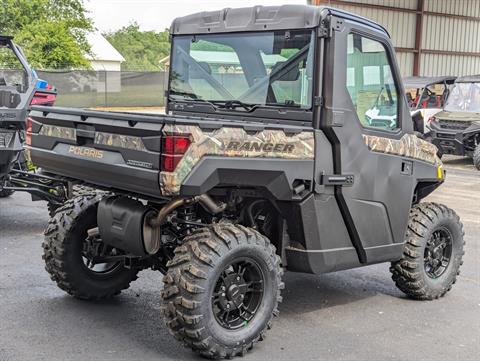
<box><xmin>161</xmin><ymin>135</ymin><xmax>191</xmax><ymax>172</ymax></box>
<box><xmin>25</xmin><ymin>117</ymin><xmax>33</xmax><ymax>146</ymax></box>
<box><xmin>162</xmin><ymin>135</ymin><xmax>191</xmax><ymax>155</ymax></box>
<box><xmin>30</xmin><ymin>91</ymin><xmax>57</xmax><ymax>106</ymax></box>
<box><xmin>162</xmin><ymin>154</ymin><xmax>183</xmax><ymax>172</ymax></box>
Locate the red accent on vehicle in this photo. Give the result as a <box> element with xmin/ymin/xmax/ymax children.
<box><xmin>162</xmin><ymin>154</ymin><xmax>184</xmax><ymax>172</ymax></box>
<box><xmin>30</xmin><ymin>91</ymin><xmax>57</xmax><ymax>106</ymax></box>
<box><xmin>161</xmin><ymin>135</ymin><xmax>191</xmax><ymax>172</ymax></box>
<box><xmin>25</xmin><ymin>117</ymin><xmax>33</xmax><ymax>146</ymax></box>
<box><xmin>162</xmin><ymin>135</ymin><xmax>191</xmax><ymax>155</ymax></box>
<box><xmin>428</xmin><ymin>116</ymin><xmax>435</xmax><ymax>124</ymax></box>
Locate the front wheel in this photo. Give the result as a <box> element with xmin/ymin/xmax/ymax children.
<box><xmin>161</xmin><ymin>224</ymin><xmax>284</xmax><ymax>359</ymax></box>
<box><xmin>391</xmin><ymin>203</ymin><xmax>465</xmax><ymax>300</ymax></box>
<box><xmin>473</xmin><ymin>145</ymin><xmax>480</xmax><ymax>170</ymax></box>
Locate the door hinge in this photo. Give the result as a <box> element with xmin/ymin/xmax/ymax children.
<box><xmin>314</xmin><ymin>96</ymin><xmax>324</xmax><ymax>107</ymax></box>
<box><xmin>318</xmin><ymin>18</ymin><xmax>331</xmax><ymax>38</ymax></box>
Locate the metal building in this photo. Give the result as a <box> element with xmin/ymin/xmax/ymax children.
<box><xmin>310</xmin><ymin>0</ymin><xmax>480</xmax><ymax>77</ymax></box>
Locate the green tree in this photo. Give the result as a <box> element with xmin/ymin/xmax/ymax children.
<box><xmin>0</xmin><ymin>0</ymin><xmax>93</xmax><ymax>69</ymax></box>
<box><xmin>105</xmin><ymin>24</ymin><xmax>170</xmax><ymax>71</ymax></box>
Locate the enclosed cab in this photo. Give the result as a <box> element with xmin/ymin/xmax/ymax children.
<box><xmin>27</xmin><ymin>6</ymin><xmax>464</xmax><ymax>359</ymax></box>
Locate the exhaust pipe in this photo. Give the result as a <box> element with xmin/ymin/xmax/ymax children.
<box><xmin>148</xmin><ymin>194</ymin><xmax>226</xmax><ymax>227</ymax></box>
<box><xmin>96</xmin><ymin>194</ymin><xmax>226</xmax><ymax>257</ymax></box>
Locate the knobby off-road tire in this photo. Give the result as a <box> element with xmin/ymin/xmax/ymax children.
<box><xmin>473</xmin><ymin>145</ymin><xmax>480</xmax><ymax>170</ymax></box>
<box><xmin>43</xmin><ymin>192</ymin><xmax>138</xmax><ymax>300</ymax></box>
<box><xmin>424</xmin><ymin>134</ymin><xmax>443</xmax><ymax>159</ymax></box>
<box><xmin>161</xmin><ymin>223</ymin><xmax>284</xmax><ymax>359</ymax></box>
<box><xmin>0</xmin><ymin>188</ymin><xmax>14</xmax><ymax>198</ymax></box>
<box><xmin>47</xmin><ymin>184</ymin><xmax>97</xmax><ymax>217</ymax></box>
<box><xmin>391</xmin><ymin>202</ymin><xmax>465</xmax><ymax>300</ymax></box>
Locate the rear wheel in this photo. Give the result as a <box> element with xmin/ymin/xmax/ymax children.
<box><xmin>390</xmin><ymin>203</ymin><xmax>464</xmax><ymax>300</ymax></box>
<box><xmin>43</xmin><ymin>192</ymin><xmax>138</xmax><ymax>300</ymax></box>
<box><xmin>0</xmin><ymin>188</ymin><xmax>14</xmax><ymax>198</ymax></box>
<box><xmin>161</xmin><ymin>223</ymin><xmax>283</xmax><ymax>359</ymax></box>
<box><xmin>47</xmin><ymin>184</ymin><xmax>97</xmax><ymax>217</ymax></box>
<box><xmin>473</xmin><ymin>145</ymin><xmax>480</xmax><ymax>170</ymax></box>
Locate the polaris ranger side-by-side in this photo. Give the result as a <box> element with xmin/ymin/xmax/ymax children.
<box><xmin>428</xmin><ymin>75</ymin><xmax>480</xmax><ymax>169</ymax></box>
<box><xmin>27</xmin><ymin>6</ymin><xmax>464</xmax><ymax>359</ymax></box>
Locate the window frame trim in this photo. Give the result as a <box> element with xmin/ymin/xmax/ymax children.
<box><xmin>345</xmin><ymin>29</ymin><xmax>403</xmax><ymax>136</ymax></box>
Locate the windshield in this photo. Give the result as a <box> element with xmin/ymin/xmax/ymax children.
<box><xmin>445</xmin><ymin>82</ymin><xmax>480</xmax><ymax>112</ymax></box>
<box><xmin>0</xmin><ymin>43</ymin><xmax>29</xmax><ymax>93</ymax></box>
<box><xmin>169</xmin><ymin>30</ymin><xmax>315</xmax><ymax>110</ymax></box>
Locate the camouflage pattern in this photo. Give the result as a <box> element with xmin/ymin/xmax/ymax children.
<box><xmin>363</xmin><ymin>133</ymin><xmax>442</xmax><ymax>166</ymax></box>
<box><xmin>160</xmin><ymin>124</ymin><xmax>315</xmax><ymax>195</ymax></box>
<box><xmin>94</xmin><ymin>132</ymin><xmax>146</xmax><ymax>151</ymax></box>
<box><xmin>39</xmin><ymin>125</ymin><xmax>76</xmax><ymax>140</ymax></box>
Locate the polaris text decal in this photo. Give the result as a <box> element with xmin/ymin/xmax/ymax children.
<box><xmin>68</xmin><ymin>146</ymin><xmax>104</xmax><ymax>159</ymax></box>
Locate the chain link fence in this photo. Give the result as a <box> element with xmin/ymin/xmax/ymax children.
<box><xmin>36</xmin><ymin>70</ymin><xmax>168</xmax><ymax>108</ymax></box>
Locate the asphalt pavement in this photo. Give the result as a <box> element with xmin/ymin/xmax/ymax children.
<box><xmin>0</xmin><ymin>156</ymin><xmax>479</xmax><ymax>361</ymax></box>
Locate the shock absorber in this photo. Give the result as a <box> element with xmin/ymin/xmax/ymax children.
<box><xmin>176</xmin><ymin>204</ymin><xmax>198</xmax><ymax>237</ymax></box>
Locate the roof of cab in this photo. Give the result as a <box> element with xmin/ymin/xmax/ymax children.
<box><xmin>403</xmin><ymin>76</ymin><xmax>457</xmax><ymax>89</ymax></box>
<box><xmin>170</xmin><ymin>5</ymin><xmax>388</xmax><ymax>37</ymax></box>
<box><xmin>455</xmin><ymin>75</ymin><xmax>480</xmax><ymax>83</ymax></box>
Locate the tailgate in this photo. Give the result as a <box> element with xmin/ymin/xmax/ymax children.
<box><xmin>28</xmin><ymin>107</ymin><xmax>165</xmax><ymax>197</ymax></box>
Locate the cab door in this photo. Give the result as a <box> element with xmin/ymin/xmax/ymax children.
<box><xmin>319</xmin><ymin>17</ymin><xmax>416</xmax><ymax>264</ymax></box>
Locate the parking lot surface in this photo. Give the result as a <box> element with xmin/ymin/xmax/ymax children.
<box><xmin>0</xmin><ymin>156</ymin><xmax>478</xmax><ymax>361</ymax></box>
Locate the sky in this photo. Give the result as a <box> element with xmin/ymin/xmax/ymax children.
<box><xmin>86</xmin><ymin>0</ymin><xmax>308</xmax><ymax>32</ymax></box>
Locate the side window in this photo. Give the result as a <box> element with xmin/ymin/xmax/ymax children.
<box><xmin>346</xmin><ymin>33</ymin><xmax>399</xmax><ymax>132</ymax></box>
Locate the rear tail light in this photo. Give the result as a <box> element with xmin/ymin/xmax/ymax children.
<box><xmin>161</xmin><ymin>135</ymin><xmax>191</xmax><ymax>172</ymax></box>
<box><xmin>30</xmin><ymin>91</ymin><xmax>57</xmax><ymax>106</ymax></box>
<box><xmin>25</xmin><ymin>117</ymin><xmax>33</xmax><ymax>146</ymax></box>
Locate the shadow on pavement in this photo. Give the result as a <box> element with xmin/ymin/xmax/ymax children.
<box><xmin>279</xmin><ymin>268</ymin><xmax>405</xmax><ymax>316</ymax></box>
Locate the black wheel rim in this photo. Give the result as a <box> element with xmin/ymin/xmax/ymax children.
<box><xmin>424</xmin><ymin>227</ymin><xmax>453</xmax><ymax>279</ymax></box>
<box><xmin>212</xmin><ymin>258</ymin><xmax>265</xmax><ymax>330</ymax></box>
<box><xmin>81</xmin><ymin>234</ymin><xmax>121</xmax><ymax>275</ymax></box>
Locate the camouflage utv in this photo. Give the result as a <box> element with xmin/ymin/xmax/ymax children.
<box><xmin>27</xmin><ymin>6</ymin><xmax>465</xmax><ymax>359</ymax></box>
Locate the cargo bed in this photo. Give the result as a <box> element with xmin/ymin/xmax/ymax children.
<box><xmin>28</xmin><ymin>106</ymin><xmax>313</xmax><ymax>199</ymax></box>
<box><xmin>28</xmin><ymin>106</ymin><xmax>168</xmax><ymax>197</ymax></box>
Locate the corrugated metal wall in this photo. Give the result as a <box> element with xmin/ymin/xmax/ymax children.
<box><xmin>318</xmin><ymin>0</ymin><xmax>480</xmax><ymax>77</ymax></box>
<box><xmin>421</xmin><ymin>0</ymin><xmax>480</xmax><ymax>76</ymax></box>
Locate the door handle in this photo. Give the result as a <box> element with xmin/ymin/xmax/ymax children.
<box><xmin>401</xmin><ymin>160</ymin><xmax>413</xmax><ymax>175</ymax></box>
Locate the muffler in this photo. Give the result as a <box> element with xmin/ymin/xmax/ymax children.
<box><xmin>97</xmin><ymin>194</ymin><xmax>226</xmax><ymax>257</ymax></box>
<box><xmin>97</xmin><ymin>197</ymin><xmax>160</xmax><ymax>256</ymax></box>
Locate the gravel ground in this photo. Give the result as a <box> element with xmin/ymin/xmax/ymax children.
<box><xmin>0</xmin><ymin>156</ymin><xmax>478</xmax><ymax>361</ymax></box>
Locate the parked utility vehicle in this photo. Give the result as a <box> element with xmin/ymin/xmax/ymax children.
<box><xmin>0</xmin><ymin>35</ymin><xmax>66</xmax><ymax>205</ymax></box>
<box><xmin>404</xmin><ymin>76</ymin><xmax>456</xmax><ymax>133</ymax></box>
<box><xmin>365</xmin><ymin>76</ymin><xmax>456</xmax><ymax>134</ymax></box>
<box><xmin>27</xmin><ymin>6</ymin><xmax>464</xmax><ymax>359</ymax></box>
<box><xmin>428</xmin><ymin>75</ymin><xmax>480</xmax><ymax>168</ymax></box>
